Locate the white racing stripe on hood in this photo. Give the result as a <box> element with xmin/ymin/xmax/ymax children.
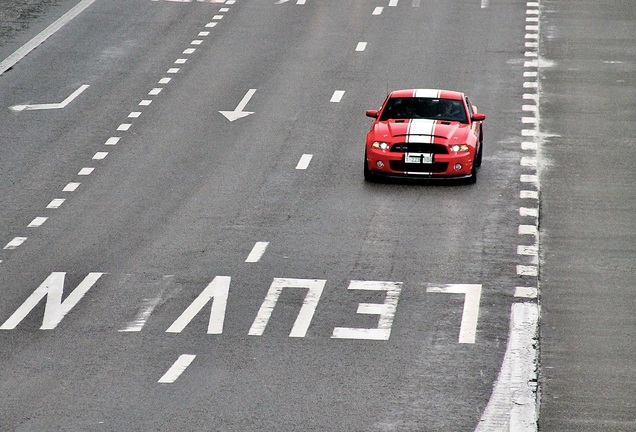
<box><xmin>406</xmin><ymin>119</ymin><xmax>436</xmax><ymax>144</ymax></box>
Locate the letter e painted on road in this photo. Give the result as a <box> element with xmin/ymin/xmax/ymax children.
<box><xmin>0</xmin><ymin>272</ymin><xmax>103</xmax><ymax>330</ymax></box>
<box><xmin>166</xmin><ymin>276</ymin><xmax>231</xmax><ymax>334</ymax></box>
<box><xmin>248</xmin><ymin>278</ymin><xmax>326</xmax><ymax>337</ymax></box>
<box><xmin>331</xmin><ymin>280</ymin><xmax>402</xmax><ymax>341</ymax></box>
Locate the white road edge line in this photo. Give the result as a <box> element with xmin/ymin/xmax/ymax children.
<box><xmin>0</xmin><ymin>0</ymin><xmax>96</xmax><ymax>75</ymax></box>
<box><xmin>158</xmin><ymin>354</ymin><xmax>196</xmax><ymax>384</ymax></box>
<box><xmin>474</xmin><ymin>303</ymin><xmax>539</xmax><ymax>432</ymax></box>
<box><xmin>245</xmin><ymin>241</ymin><xmax>269</xmax><ymax>263</ymax></box>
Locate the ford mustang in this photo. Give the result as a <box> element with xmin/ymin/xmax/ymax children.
<box><xmin>364</xmin><ymin>89</ymin><xmax>485</xmax><ymax>183</ymax></box>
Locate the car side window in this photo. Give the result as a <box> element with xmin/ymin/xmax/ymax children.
<box><xmin>465</xmin><ymin>97</ymin><xmax>474</xmax><ymax>118</ymax></box>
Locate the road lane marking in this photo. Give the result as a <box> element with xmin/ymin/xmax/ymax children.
<box><xmin>220</xmin><ymin>88</ymin><xmax>256</xmax><ymax>121</ymax></box>
<box><xmin>158</xmin><ymin>77</ymin><xmax>172</xmax><ymax>84</ymax></box>
<box><xmin>63</xmin><ymin>182</ymin><xmax>80</xmax><ymax>192</ymax></box>
<box><xmin>78</xmin><ymin>167</ymin><xmax>94</xmax><ymax>175</ymax></box>
<box><xmin>389</xmin><ymin>0</ymin><xmax>398</xmax><ymax>6</ymax></box>
<box><xmin>158</xmin><ymin>354</ymin><xmax>196</xmax><ymax>383</ymax></box>
<box><xmin>47</xmin><ymin>198</ymin><xmax>65</xmax><ymax>208</ymax></box>
<box><xmin>372</xmin><ymin>6</ymin><xmax>383</xmax><ymax>15</ymax></box>
<box><xmin>245</xmin><ymin>241</ymin><xmax>269</xmax><ymax>262</ymax></box>
<box><xmin>427</xmin><ymin>284</ymin><xmax>482</xmax><ymax>344</ymax></box>
<box><xmin>128</xmin><ymin>112</ymin><xmax>142</xmax><ymax>118</ymax></box>
<box><xmin>355</xmin><ymin>42</ymin><xmax>367</xmax><ymax>52</ymax></box>
<box><xmin>28</xmin><ymin>217</ymin><xmax>48</xmax><ymax>227</ymax></box>
<box><xmin>4</xmin><ymin>237</ymin><xmax>27</xmax><ymax>249</ymax></box>
<box><xmin>105</xmin><ymin>137</ymin><xmax>120</xmax><ymax>145</ymax></box>
<box><xmin>515</xmin><ymin>287</ymin><xmax>538</xmax><ymax>298</ymax></box>
<box><xmin>149</xmin><ymin>88</ymin><xmax>163</xmax><ymax>95</ymax></box>
<box><xmin>120</xmin><ymin>297</ymin><xmax>163</xmax><ymax>332</ymax></box>
<box><xmin>10</xmin><ymin>85</ymin><xmax>89</xmax><ymax>111</ymax></box>
<box><xmin>117</xmin><ymin>123</ymin><xmax>131</xmax><ymax>131</ymax></box>
<box><xmin>520</xmin><ymin>190</ymin><xmax>539</xmax><ymax>199</ymax></box>
<box><xmin>93</xmin><ymin>152</ymin><xmax>108</xmax><ymax>160</ymax></box>
<box><xmin>0</xmin><ymin>0</ymin><xmax>96</xmax><ymax>75</ymax></box>
<box><xmin>295</xmin><ymin>154</ymin><xmax>313</xmax><ymax>169</ymax></box>
<box><xmin>330</xmin><ymin>90</ymin><xmax>345</xmax><ymax>102</ymax></box>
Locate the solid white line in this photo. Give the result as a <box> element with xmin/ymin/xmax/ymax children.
<box><xmin>4</xmin><ymin>237</ymin><xmax>27</xmax><ymax>249</ymax></box>
<box><xmin>296</xmin><ymin>154</ymin><xmax>313</xmax><ymax>169</ymax></box>
<box><xmin>474</xmin><ymin>303</ymin><xmax>539</xmax><ymax>432</ymax></box>
<box><xmin>28</xmin><ymin>217</ymin><xmax>48</xmax><ymax>227</ymax></box>
<box><xmin>0</xmin><ymin>0</ymin><xmax>96</xmax><ymax>75</ymax></box>
<box><xmin>330</xmin><ymin>90</ymin><xmax>345</xmax><ymax>102</ymax></box>
<box><xmin>245</xmin><ymin>241</ymin><xmax>269</xmax><ymax>263</ymax></box>
<box><xmin>158</xmin><ymin>354</ymin><xmax>196</xmax><ymax>383</ymax></box>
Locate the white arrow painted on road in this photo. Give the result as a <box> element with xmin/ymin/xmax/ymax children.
<box><xmin>219</xmin><ymin>88</ymin><xmax>256</xmax><ymax>121</ymax></box>
<box><xmin>10</xmin><ymin>84</ymin><xmax>90</xmax><ymax>112</ymax></box>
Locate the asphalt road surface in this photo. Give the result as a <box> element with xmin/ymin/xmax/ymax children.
<box><xmin>0</xmin><ymin>0</ymin><xmax>632</xmax><ymax>431</ymax></box>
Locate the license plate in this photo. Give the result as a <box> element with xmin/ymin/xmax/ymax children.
<box><xmin>404</xmin><ymin>153</ymin><xmax>433</xmax><ymax>164</ymax></box>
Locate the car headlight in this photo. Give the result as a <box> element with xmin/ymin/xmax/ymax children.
<box><xmin>449</xmin><ymin>144</ymin><xmax>469</xmax><ymax>153</ymax></box>
<box><xmin>372</xmin><ymin>141</ymin><xmax>390</xmax><ymax>150</ymax></box>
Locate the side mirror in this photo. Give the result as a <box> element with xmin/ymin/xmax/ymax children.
<box><xmin>366</xmin><ymin>109</ymin><xmax>379</xmax><ymax>118</ymax></box>
<box><xmin>472</xmin><ymin>113</ymin><xmax>486</xmax><ymax>121</ymax></box>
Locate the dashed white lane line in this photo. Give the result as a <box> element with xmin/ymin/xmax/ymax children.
<box><xmin>515</xmin><ymin>287</ymin><xmax>538</xmax><ymax>299</ymax></box>
<box><xmin>199</xmin><ymin>31</ymin><xmax>210</xmax><ymax>36</ymax></box>
<box><xmin>330</xmin><ymin>90</ymin><xmax>345</xmax><ymax>102</ymax></box>
<box><xmin>128</xmin><ymin>111</ymin><xmax>142</xmax><ymax>118</ymax></box>
<box><xmin>117</xmin><ymin>123</ymin><xmax>131</xmax><ymax>131</ymax></box>
<box><xmin>158</xmin><ymin>77</ymin><xmax>172</xmax><ymax>84</ymax></box>
<box><xmin>295</xmin><ymin>154</ymin><xmax>313</xmax><ymax>170</ymax></box>
<box><xmin>212</xmin><ymin>14</ymin><xmax>223</xmax><ymax>20</ymax></box>
<box><xmin>28</xmin><ymin>217</ymin><xmax>48</xmax><ymax>228</ymax></box>
<box><xmin>355</xmin><ymin>42</ymin><xmax>367</xmax><ymax>52</ymax></box>
<box><xmin>149</xmin><ymin>88</ymin><xmax>162</xmax><ymax>96</ymax></box>
<box><xmin>520</xmin><ymin>190</ymin><xmax>539</xmax><ymax>199</ymax></box>
<box><xmin>182</xmin><ymin>48</ymin><xmax>196</xmax><ymax>55</ymax></box>
<box><xmin>105</xmin><ymin>137</ymin><xmax>120</xmax><ymax>145</ymax></box>
<box><xmin>205</xmin><ymin>22</ymin><xmax>217</xmax><ymax>28</ymax></box>
<box><xmin>245</xmin><ymin>241</ymin><xmax>269</xmax><ymax>263</ymax></box>
<box><xmin>139</xmin><ymin>100</ymin><xmax>152</xmax><ymax>106</ymax></box>
<box><xmin>372</xmin><ymin>6</ymin><xmax>384</xmax><ymax>15</ymax></box>
<box><xmin>389</xmin><ymin>0</ymin><xmax>398</xmax><ymax>6</ymax></box>
<box><xmin>191</xmin><ymin>40</ymin><xmax>203</xmax><ymax>45</ymax></box>
<box><xmin>158</xmin><ymin>354</ymin><xmax>196</xmax><ymax>384</ymax></box>
<box><xmin>93</xmin><ymin>152</ymin><xmax>108</xmax><ymax>160</ymax></box>
<box><xmin>4</xmin><ymin>237</ymin><xmax>27</xmax><ymax>249</ymax></box>
<box><xmin>47</xmin><ymin>198</ymin><xmax>65</xmax><ymax>209</ymax></box>
<box><xmin>63</xmin><ymin>182</ymin><xmax>80</xmax><ymax>192</ymax></box>
<box><xmin>167</xmin><ymin>67</ymin><xmax>180</xmax><ymax>74</ymax></box>
<box><xmin>174</xmin><ymin>58</ymin><xmax>187</xmax><ymax>64</ymax></box>
<box><xmin>78</xmin><ymin>167</ymin><xmax>94</xmax><ymax>175</ymax></box>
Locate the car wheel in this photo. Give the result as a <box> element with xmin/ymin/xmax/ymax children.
<box><xmin>364</xmin><ymin>153</ymin><xmax>375</xmax><ymax>182</ymax></box>
<box><xmin>466</xmin><ymin>163</ymin><xmax>478</xmax><ymax>184</ymax></box>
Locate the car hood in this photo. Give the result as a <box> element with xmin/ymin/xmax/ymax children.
<box><xmin>372</xmin><ymin>119</ymin><xmax>471</xmax><ymax>144</ymax></box>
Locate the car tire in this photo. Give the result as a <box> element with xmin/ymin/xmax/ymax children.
<box><xmin>364</xmin><ymin>153</ymin><xmax>376</xmax><ymax>182</ymax></box>
<box><xmin>475</xmin><ymin>130</ymin><xmax>483</xmax><ymax>167</ymax></box>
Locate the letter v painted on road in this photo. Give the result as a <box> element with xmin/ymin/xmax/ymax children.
<box><xmin>0</xmin><ymin>272</ymin><xmax>103</xmax><ymax>330</ymax></box>
<box><xmin>10</xmin><ymin>85</ymin><xmax>90</xmax><ymax>111</ymax></box>
<box><xmin>165</xmin><ymin>276</ymin><xmax>230</xmax><ymax>334</ymax></box>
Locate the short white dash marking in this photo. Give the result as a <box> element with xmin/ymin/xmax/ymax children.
<box><xmin>167</xmin><ymin>68</ymin><xmax>180</xmax><ymax>74</ymax></box>
<box><xmin>525</xmin><ymin>33</ymin><xmax>539</xmax><ymax>39</ymax></box>
<box><xmin>330</xmin><ymin>90</ymin><xmax>345</xmax><ymax>102</ymax></box>
<box><xmin>28</xmin><ymin>217</ymin><xmax>48</xmax><ymax>227</ymax></box>
<box><xmin>47</xmin><ymin>198</ymin><xmax>65</xmax><ymax>209</ymax></box>
<box><xmin>355</xmin><ymin>42</ymin><xmax>367</xmax><ymax>52</ymax></box>
<box><xmin>515</xmin><ymin>287</ymin><xmax>538</xmax><ymax>298</ymax></box>
<box><xmin>522</xmin><ymin>117</ymin><xmax>536</xmax><ymax>124</ymax></box>
<box><xmin>198</xmin><ymin>31</ymin><xmax>210</xmax><ymax>36</ymax></box>
<box><xmin>521</xmin><ymin>156</ymin><xmax>538</xmax><ymax>167</ymax></box>
<box><xmin>245</xmin><ymin>241</ymin><xmax>269</xmax><ymax>263</ymax></box>
<box><xmin>182</xmin><ymin>48</ymin><xmax>195</xmax><ymax>55</ymax></box>
<box><xmin>526</xmin><ymin>16</ymin><xmax>539</xmax><ymax>22</ymax></box>
<box><xmin>519</xmin><ymin>207</ymin><xmax>538</xmax><ymax>217</ymax></box>
<box><xmin>212</xmin><ymin>14</ymin><xmax>223</xmax><ymax>20</ymax></box>
<box><xmin>205</xmin><ymin>22</ymin><xmax>217</xmax><ymax>28</ymax></box>
<box><xmin>191</xmin><ymin>40</ymin><xmax>203</xmax><ymax>45</ymax></box>
<box><xmin>297</xmin><ymin>0</ymin><xmax>306</xmax><ymax>4</ymax></box>
<box><xmin>522</xmin><ymin>129</ymin><xmax>537</xmax><ymax>137</ymax></box>
<box><xmin>296</xmin><ymin>154</ymin><xmax>313</xmax><ymax>169</ymax></box>
<box><xmin>520</xmin><ymin>174</ymin><xmax>539</xmax><ymax>184</ymax></box>
<box><xmin>517</xmin><ymin>245</ymin><xmax>538</xmax><ymax>256</ymax></box>
<box><xmin>63</xmin><ymin>182</ymin><xmax>80</xmax><ymax>192</ymax></box>
<box><xmin>158</xmin><ymin>77</ymin><xmax>171</xmax><ymax>84</ymax></box>
<box><xmin>389</xmin><ymin>0</ymin><xmax>398</xmax><ymax>6</ymax></box>
<box><xmin>517</xmin><ymin>265</ymin><xmax>538</xmax><ymax>276</ymax></box>
<box><xmin>93</xmin><ymin>152</ymin><xmax>108</xmax><ymax>160</ymax></box>
<box><xmin>525</xmin><ymin>42</ymin><xmax>539</xmax><ymax>48</ymax></box>
<box><xmin>523</xmin><ymin>82</ymin><xmax>538</xmax><ymax>88</ymax></box>
<box><xmin>525</xmin><ymin>25</ymin><xmax>539</xmax><ymax>31</ymax></box>
<box><xmin>525</xmin><ymin>51</ymin><xmax>538</xmax><ymax>58</ymax></box>
<box><xmin>139</xmin><ymin>100</ymin><xmax>152</xmax><ymax>106</ymax></box>
<box><xmin>105</xmin><ymin>137</ymin><xmax>120</xmax><ymax>145</ymax></box>
<box><xmin>219</xmin><ymin>7</ymin><xmax>229</xmax><ymax>12</ymax></box>
<box><xmin>525</xmin><ymin>60</ymin><xmax>539</xmax><ymax>68</ymax></box>
<box><xmin>520</xmin><ymin>190</ymin><xmax>539</xmax><ymax>199</ymax></box>
<box><xmin>78</xmin><ymin>167</ymin><xmax>94</xmax><ymax>175</ymax></box>
<box><xmin>522</xmin><ymin>141</ymin><xmax>537</xmax><ymax>151</ymax></box>
<box><xmin>372</xmin><ymin>6</ymin><xmax>383</xmax><ymax>15</ymax></box>
<box><xmin>117</xmin><ymin>123</ymin><xmax>131</xmax><ymax>131</ymax></box>
<box><xmin>4</xmin><ymin>237</ymin><xmax>27</xmax><ymax>249</ymax></box>
<box><xmin>158</xmin><ymin>354</ymin><xmax>196</xmax><ymax>384</ymax></box>
<box><xmin>519</xmin><ymin>225</ymin><xmax>538</xmax><ymax>235</ymax></box>
<box><xmin>149</xmin><ymin>88</ymin><xmax>162</xmax><ymax>96</ymax></box>
<box><xmin>128</xmin><ymin>111</ymin><xmax>142</xmax><ymax>118</ymax></box>
<box><xmin>175</xmin><ymin>58</ymin><xmax>187</xmax><ymax>64</ymax></box>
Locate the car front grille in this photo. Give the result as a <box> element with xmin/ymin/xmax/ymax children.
<box><xmin>390</xmin><ymin>143</ymin><xmax>448</xmax><ymax>154</ymax></box>
<box><xmin>389</xmin><ymin>161</ymin><xmax>449</xmax><ymax>173</ymax></box>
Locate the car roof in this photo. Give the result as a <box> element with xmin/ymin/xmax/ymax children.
<box><xmin>389</xmin><ymin>89</ymin><xmax>464</xmax><ymax>100</ymax></box>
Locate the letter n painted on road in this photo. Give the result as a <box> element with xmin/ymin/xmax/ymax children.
<box><xmin>426</xmin><ymin>284</ymin><xmax>482</xmax><ymax>344</ymax></box>
<box><xmin>0</xmin><ymin>272</ymin><xmax>103</xmax><ymax>330</ymax></box>
<box><xmin>165</xmin><ymin>276</ymin><xmax>231</xmax><ymax>334</ymax></box>
<box><xmin>248</xmin><ymin>278</ymin><xmax>326</xmax><ymax>337</ymax></box>
<box><xmin>331</xmin><ymin>280</ymin><xmax>403</xmax><ymax>341</ymax></box>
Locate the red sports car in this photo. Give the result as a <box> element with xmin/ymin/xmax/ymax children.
<box><xmin>364</xmin><ymin>89</ymin><xmax>486</xmax><ymax>183</ymax></box>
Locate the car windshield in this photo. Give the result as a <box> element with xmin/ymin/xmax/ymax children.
<box><xmin>379</xmin><ymin>97</ymin><xmax>468</xmax><ymax>123</ymax></box>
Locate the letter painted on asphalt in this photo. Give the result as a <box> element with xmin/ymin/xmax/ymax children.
<box><xmin>0</xmin><ymin>272</ymin><xmax>103</xmax><ymax>330</ymax></box>
<box><xmin>426</xmin><ymin>284</ymin><xmax>482</xmax><ymax>344</ymax></box>
<box><xmin>331</xmin><ymin>280</ymin><xmax>402</xmax><ymax>340</ymax></box>
<box><xmin>165</xmin><ymin>276</ymin><xmax>230</xmax><ymax>334</ymax></box>
<box><xmin>248</xmin><ymin>278</ymin><xmax>326</xmax><ymax>337</ymax></box>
